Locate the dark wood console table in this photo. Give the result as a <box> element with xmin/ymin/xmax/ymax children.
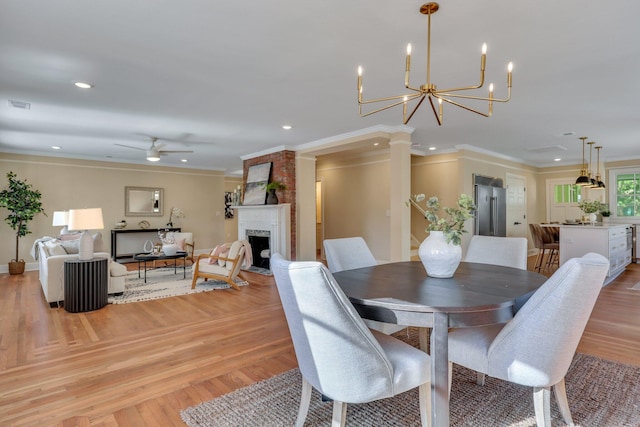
<box><xmin>111</xmin><ymin>228</ymin><xmax>180</xmax><ymax>261</ymax></box>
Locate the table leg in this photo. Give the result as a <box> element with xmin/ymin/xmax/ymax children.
<box><xmin>430</xmin><ymin>312</ymin><xmax>450</xmax><ymax>427</ymax></box>
<box><xmin>138</xmin><ymin>260</ymin><xmax>141</xmax><ymax>279</ymax></box>
<box><xmin>182</xmin><ymin>255</ymin><xmax>186</xmax><ymax>279</ymax></box>
<box><xmin>144</xmin><ymin>260</ymin><xmax>148</xmax><ymax>283</ymax></box>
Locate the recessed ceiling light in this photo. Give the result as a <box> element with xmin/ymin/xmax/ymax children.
<box><xmin>51</xmin><ymin>146</ymin><xmax>61</xmax><ymax>150</ymax></box>
<box><xmin>181</xmin><ymin>159</ymin><xmax>188</xmax><ymax>163</ymax></box>
<box><xmin>373</xmin><ymin>142</ymin><xmax>380</xmax><ymax>146</ymax></box>
<box><xmin>554</xmin><ymin>158</ymin><xmax>562</xmax><ymax>162</ymax></box>
<box><xmin>428</xmin><ymin>146</ymin><xmax>437</xmax><ymax>151</ymax></box>
<box><xmin>74</xmin><ymin>82</ymin><xmax>93</xmax><ymax>89</ymax></box>
<box><xmin>282</xmin><ymin>125</ymin><xmax>292</xmax><ymax>130</ymax></box>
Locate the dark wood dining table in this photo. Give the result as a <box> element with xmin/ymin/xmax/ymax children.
<box><xmin>333</xmin><ymin>261</ymin><xmax>547</xmax><ymax>427</ymax></box>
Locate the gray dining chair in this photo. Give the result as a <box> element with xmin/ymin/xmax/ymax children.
<box><xmin>464</xmin><ymin>235</ymin><xmax>528</xmax><ymax>270</ymax></box>
<box><xmin>447</xmin><ymin>252</ymin><xmax>609</xmax><ymax>427</ymax></box>
<box><xmin>271</xmin><ymin>253</ymin><xmax>431</xmax><ymax>427</ymax></box>
<box><xmin>323</xmin><ymin>237</ymin><xmax>405</xmax><ymax>335</ymax></box>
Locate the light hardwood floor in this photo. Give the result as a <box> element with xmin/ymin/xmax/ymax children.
<box><xmin>1</xmin><ymin>259</ymin><xmax>639</xmax><ymax>427</ymax></box>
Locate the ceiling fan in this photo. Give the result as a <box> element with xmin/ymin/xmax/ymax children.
<box><xmin>115</xmin><ymin>137</ymin><xmax>193</xmax><ymax>162</ymax></box>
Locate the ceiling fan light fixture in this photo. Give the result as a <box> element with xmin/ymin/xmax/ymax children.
<box><xmin>147</xmin><ymin>151</ymin><xmax>161</xmax><ymax>162</ymax></box>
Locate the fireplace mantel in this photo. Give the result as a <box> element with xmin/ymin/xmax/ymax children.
<box><xmin>233</xmin><ymin>204</ymin><xmax>291</xmax><ymax>260</ymax></box>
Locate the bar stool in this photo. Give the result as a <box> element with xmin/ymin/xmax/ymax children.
<box><xmin>529</xmin><ymin>224</ymin><xmax>560</xmax><ymax>272</ymax></box>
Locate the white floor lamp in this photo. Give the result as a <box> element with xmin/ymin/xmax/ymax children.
<box><xmin>67</xmin><ymin>208</ymin><xmax>104</xmax><ymax>261</ymax></box>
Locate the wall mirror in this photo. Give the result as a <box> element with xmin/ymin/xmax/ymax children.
<box><xmin>125</xmin><ymin>186</ymin><xmax>163</xmax><ymax>216</ymax></box>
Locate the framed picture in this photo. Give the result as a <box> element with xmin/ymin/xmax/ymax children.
<box><xmin>224</xmin><ymin>192</ymin><xmax>234</xmax><ymax>219</ymax></box>
<box><xmin>243</xmin><ymin>162</ymin><xmax>272</xmax><ymax>205</ymax></box>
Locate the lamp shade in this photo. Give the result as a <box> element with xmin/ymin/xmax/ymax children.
<box><xmin>51</xmin><ymin>211</ymin><xmax>69</xmax><ymax>226</ymax></box>
<box><xmin>68</xmin><ymin>208</ymin><xmax>104</xmax><ymax>231</ymax></box>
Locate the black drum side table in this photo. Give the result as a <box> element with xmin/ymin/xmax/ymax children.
<box><xmin>64</xmin><ymin>258</ymin><xmax>108</xmax><ymax>313</ymax></box>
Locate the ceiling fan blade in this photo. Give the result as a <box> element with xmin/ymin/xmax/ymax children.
<box><xmin>115</xmin><ymin>144</ymin><xmax>146</xmax><ymax>151</ymax></box>
<box><xmin>158</xmin><ymin>150</ymin><xmax>194</xmax><ymax>154</ymax></box>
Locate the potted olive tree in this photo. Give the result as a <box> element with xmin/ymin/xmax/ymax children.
<box><xmin>0</xmin><ymin>172</ymin><xmax>47</xmax><ymax>274</ymax></box>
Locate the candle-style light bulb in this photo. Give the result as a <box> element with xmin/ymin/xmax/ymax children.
<box><xmin>507</xmin><ymin>62</ymin><xmax>513</xmax><ymax>88</ymax></box>
<box><xmin>357</xmin><ymin>66</ymin><xmax>363</xmax><ymax>101</ymax></box>
<box><xmin>489</xmin><ymin>83</ymin><xmax>494</xmax><ymax>116</ymax></box>
<box><xmin>405</xmin><ymin>44</ymin><xmax>412</xmax><ymax>87</ymax></box>
<box><xmin>480</xmin><ymin>43</ymin><xmax>487</xmax><ymax>71</ymax></box>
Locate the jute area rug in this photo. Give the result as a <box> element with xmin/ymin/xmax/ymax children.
<box><xmin>181</xmin><ymin>329</ymin><xmax>640</xmax><ymax>427</ymax></box>
<box><xmin>108</xmin><ymin>266</ymin><xmax>248</xmax><ymax>304</ymax></box>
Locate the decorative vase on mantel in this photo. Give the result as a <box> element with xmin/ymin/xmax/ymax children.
<box><xmin>418</xmin><ymin>231</ymin><xmax>462</xmax><ymax>278</ymax></box>
<box><xmin>588</xmin><ymin>212</ymin><xmax>597</xmax><ymax>226</ymax></box>
<box><xmin>266</xmin><ymin>189</ymin><xmax>279</xmax><ymax>205</ymax></box>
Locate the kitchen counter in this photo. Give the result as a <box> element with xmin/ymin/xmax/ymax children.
<box><xmin>558</xmin><ymin>223</ymin><xmax>632</xmax><ymax>285</ymax></box>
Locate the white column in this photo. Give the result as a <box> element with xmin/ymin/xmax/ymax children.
<box><xmin>389</xmin><ymin>132</ymin><xmax>412</xmax><ymax>261</ymax></box>
<box><xmin>296</xmin><ymin>154</ymin><xmax>317</xmax><ymax>261</ymax></box>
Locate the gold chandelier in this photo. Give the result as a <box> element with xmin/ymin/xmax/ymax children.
<box><xmin>357</xmin><ymin>2</ymin><xmax>513</xmax><ymax>125</ymax></box>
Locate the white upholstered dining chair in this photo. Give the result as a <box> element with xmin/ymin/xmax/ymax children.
<box><xmin>447</xmin><ymin>252</ymin><xmax>609</xmax><ymax>427</ymax></box>
<box><xmin>463</xmin><ymin>235</ymin><xmax>528</xmax><ymax>270</ymax></box>
<box><xmin>271</xmin><ymin>253</ymin><xmax>432</xmax><ymax>427</ymax></box>
<box><xmin>323</xmin><ymin>237</ymin><xmax>405</xmax><ymax>335</ymax></box>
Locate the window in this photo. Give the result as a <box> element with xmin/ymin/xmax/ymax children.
<box><xmin>553</xmin><ymin>183</ymin><xmax>582</xmax><ymax>204</ymax></box>
<box><xmin>615</xmin><ymin>172</ymin><xmax>640</xmax><ymax>217</ymax></box>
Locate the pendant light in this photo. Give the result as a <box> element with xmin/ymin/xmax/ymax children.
<box><xmin>587</xmin><ymin>141</ymin><xmax>597</xmax><ymax>187</ymax></box>
<box><xmin>575</xmin><ymin>137</ymin><xmax>590</xmax><ymax>186</ymax></box>
<box><xmin>595</xmin><ymin>145</ymin><xmax>606</xmax><ymax>188</ymax></box>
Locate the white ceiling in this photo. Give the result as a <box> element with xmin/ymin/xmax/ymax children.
<box><xmin>1</xmin><ymin>0</ymin><xmax>639</xmax><ymax>175</ymax></box>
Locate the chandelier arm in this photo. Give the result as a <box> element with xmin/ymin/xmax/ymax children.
<box><xmin>436</xmin><ymin>89</ymin><xmax>511</xmax><ymax>103</ymax></box>
<box><xmin>359</xmin><ymin>94</ymin><xmax>423</xmax><ymax>117</ymax></box>
<box><xmin>404</xmin><ymin>95</ymin><xmax>429</xmax><ymax>125</ymax></box>
<box><xmin>359</xmin><ymin>92</ymin><xmax>422</xmax><ymax>105</ymax></box>
<box><xmin>426</xmin><ymin>96</ymin><xmax>442</xmax><ymax>125</ymax></box>
<box><xmin>436</xmin><ymin>95</ymin><xmax>490</xmax><ymax>118</ymax></box>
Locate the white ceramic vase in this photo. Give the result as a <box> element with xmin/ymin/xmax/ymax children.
<box><xmin>162</xmin><ymin>243</ymin><xmax>179</xmax><ymax>256</ymax></box>
<box><xmin>588</xmin><ymin>212</ymin><xmax>597</xmax><ymax>226</ymax></box>
<box><xmin>418</xmin><ymin>230</ymin><xmax>462</xmax><ymax>278</ymax></box>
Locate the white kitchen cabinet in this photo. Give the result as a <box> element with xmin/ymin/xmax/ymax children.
<box><xmin>559</xmin><ymin>224</ymin><xmax>632</xmax><ymax>285</ymax></box>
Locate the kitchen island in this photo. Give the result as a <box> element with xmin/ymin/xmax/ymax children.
<box><xmin>559</xmin><ymin>223</ymin><xmax>633</xmax><ymax>285</ymax></box>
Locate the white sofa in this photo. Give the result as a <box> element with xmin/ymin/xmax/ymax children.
<box><xmin>36</xmin><ymin>236</ymin><xmax>126</xmax><ymax>306</ymax></box>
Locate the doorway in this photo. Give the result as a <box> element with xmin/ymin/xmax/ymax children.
<box><xmin>506</xmin><ymin>173</ymin><xmax>527</xmax><ymax>238</ymax></box>
<box><xmin>315</xmin><ymin>180</ymin><xmax>324</xmax><ymax>260</ymax></box>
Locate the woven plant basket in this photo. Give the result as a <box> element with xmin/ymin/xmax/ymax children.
<box><xmin>9</xmin><ymin>260</ymin><xmax>25</xmax><ymax>275</ymax></box>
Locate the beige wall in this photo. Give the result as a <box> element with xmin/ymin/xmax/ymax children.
<box><xmin>316</xmin><ymin>152</ymin><xmax>391</xmax><ymax>261</ymax></box>
<box><xmin>0</xmin><ymin>154</ymin><xmax>227</xmax><ymax>270</ymax></box>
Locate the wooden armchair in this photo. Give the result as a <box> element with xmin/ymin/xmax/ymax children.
<box><xmin>191</xmin><ymin>240</ymin><xmax>246</xmax><ymax>290</ymax></box>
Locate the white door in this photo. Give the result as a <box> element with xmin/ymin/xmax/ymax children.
<box><xmin>506</xmin><ymin>173</ymin><xmax>527</xmax><ymax>237</ymax></box>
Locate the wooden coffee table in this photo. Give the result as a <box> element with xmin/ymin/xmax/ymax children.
<box><xmin>133</xmin><ymin>252</ymin><xmax>187</xmax><ymax>283</ymax></box>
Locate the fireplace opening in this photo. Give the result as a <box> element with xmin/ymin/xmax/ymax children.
<box><xmin>247</xmin><ymin>235</ymin><xmax>270</xmax><ymax>270</ymax></box>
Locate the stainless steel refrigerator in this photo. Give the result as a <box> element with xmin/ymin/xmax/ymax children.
<box><xmin>474</xmin><ymin>184</ymin><xmax>507</xmax><ymax>236</ymax></box>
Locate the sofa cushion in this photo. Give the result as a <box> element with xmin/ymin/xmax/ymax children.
<box><xmin>93</xmin><ymin>232</ymin><xmax>104</xmax><ymax>252</ymax></box>
<box><xmin>60</xmin><ymin>240</ymin><xmax>80</xmax><ymax>254</ymax></box>
<box><xmin>44</xmin><ymin>240</ymin><xmax>67</xmax><ymax>256</ymax></box>
<box><xmin>59</xmin><ymin>233</ymin><xmax>81</xmax><ymax>241</ymax></box>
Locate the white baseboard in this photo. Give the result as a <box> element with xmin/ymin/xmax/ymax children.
<box><xmin>0</xmin><ymin>261</ymin><xmax>39</xmax><ymax>274</ymax></box>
